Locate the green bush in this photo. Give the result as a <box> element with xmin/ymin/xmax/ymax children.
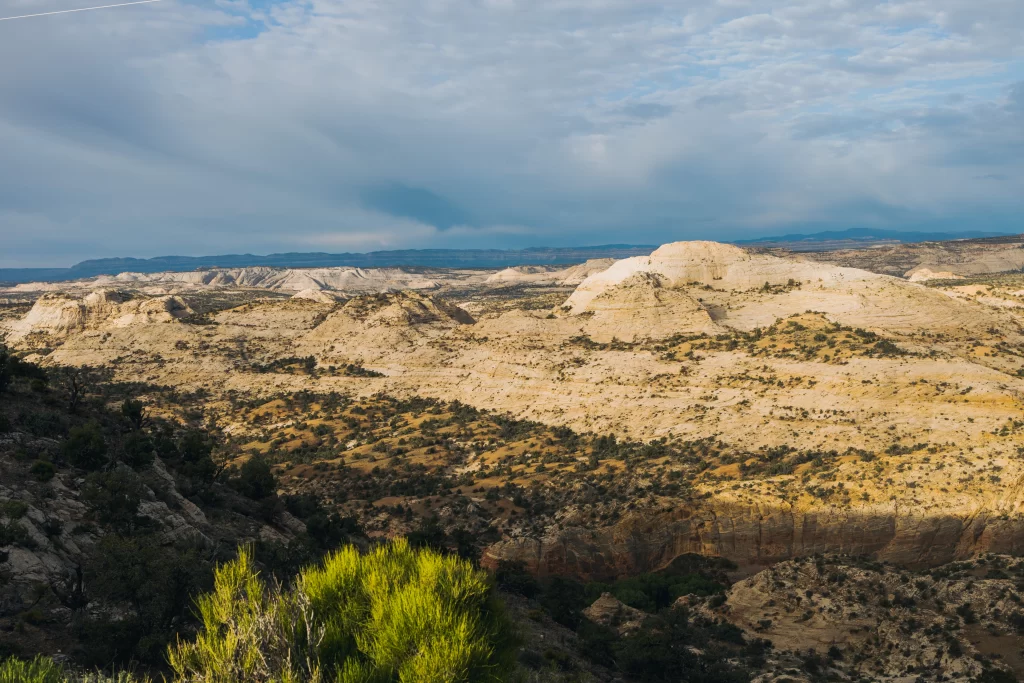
<box><xmin>82</xmin><ymin>469</ymin><xmax>147</xmax><ymax>533</ymax></box>
<box><xmin>0</xmin><ymin>347</ymin><xmax>10</xmax><ymax>394</ymax></box>
<box><xmin>121</xmin><ymin>399</ymin><xmax>146</xmax><ymax>430</ymax></box>
<box><xmin>30</xmin><ymin>460</ymin><xmax>56</xmax><ymax>482</ymax></box>
<box><xmin>0</xmin><ymin>655</ymin><xmax>64</xmax><ymax>683</ymax></box>
<box><xmin>0</xmin><ymin>655</ymin><xmax>147</xmax><ymax>683</ymax></box>
<box><xmin>63</xmin><ymin>423</ymin><xmax>108</xmax><ymax>470</ymax></box>
<box><xmin>120</xmin><ymin>432</ymin><xmax>155</xmax><ymax>469</ymax></box>
<box><xmin>0</xmin><ymin>348</ymin><xmax>47</xmax><ymax>394</ymax></box>
<box><xmin>235</xmin><ymin>456</ymin><xmax>276</xmax><ymax>500</ymax></box>
<box><xmin>169</xmin><ymin>539</ymin><xmax>517</xmax><ymax>682</ymax></box>
<box><xmin>175</xmin><ymin>430</ymin><xmax>217</xmax><ymax>486</ymax></box>
<box><xmin>78</xmin><ymin>535</ymin><xmax>212</xmax><ymax>668</ymax></box>
<box><xmin>0</xmin><ymin>520</ymin><xmax>35</xmax><ymax>549</ymax></box>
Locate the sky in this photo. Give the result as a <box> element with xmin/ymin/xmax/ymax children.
<box><xmin>0</xmin><ymin>0</ymin><xmax>1022</xmax><ymax>267</ymax></box>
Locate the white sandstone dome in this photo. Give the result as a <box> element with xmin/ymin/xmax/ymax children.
<box><xmin>6</xmin><ymin>290</ymin><xmax>192</xmax><ymax>340</ymax></box>
<box><xmin>292</xmin><ymin>289</ymin><xmax>343</xmax><ymax>304</ymax></box>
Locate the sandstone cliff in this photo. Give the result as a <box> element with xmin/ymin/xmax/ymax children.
<box><xmin>482</xmin><ymin>499</ymin><xmax>1024</xmax><ymax>582</ymax></box>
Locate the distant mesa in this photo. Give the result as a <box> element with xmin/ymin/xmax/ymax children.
<box><xmin>9</xmin><ymin>266</ymin><xmax>442</xmax><ymax>295</ymax></box>
<box><xmin>0</xmin><ymin>245</ymin><xmax>656</xmax><ymax>285</ymax></box>
<box><xmin>735</xmin><ymin>227</ymin><xmax>1018</xmax><ymax>250</ymax></box>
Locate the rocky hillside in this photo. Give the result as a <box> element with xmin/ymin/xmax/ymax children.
<box><xmin>0</xmin><ymin>354</ymin><xmax>353</xmax><ymax>667</ymax></box>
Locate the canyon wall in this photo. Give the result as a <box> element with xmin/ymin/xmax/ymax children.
<box><xmin>483</xmin><ymin>501</ymin><xmax>1024</xmax><ymax>581</ymax></box>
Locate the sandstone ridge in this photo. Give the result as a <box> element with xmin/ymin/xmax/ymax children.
<box><xmin>6</xmin><ymin>290</ymin><xmax>192</xmax><ymax>341</ymax></box>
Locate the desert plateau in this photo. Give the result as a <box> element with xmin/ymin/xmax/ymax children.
<box><xmin>5</xmin><ymin>236</ymin><xmax>1024</xmax><ymax>681</ymax></box>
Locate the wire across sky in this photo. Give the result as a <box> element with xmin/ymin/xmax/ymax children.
<box><xmin>0</xmin><ymin>0</ymin><xmax>161</xmax><ymax>22</ymax></box>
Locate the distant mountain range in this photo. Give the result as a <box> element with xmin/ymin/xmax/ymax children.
<box><xmin>0</xmin><ymin>245</ymin><xmax>657</xmax><ymax>285</ymax></box>
<box><xmin>734</xmin><ymin>227</ymin><xmax>1019</xmax><ymax>250</ymax></box>
<box><xmin>5</xmin><ymin>230</ymin><xmax>1020</xmax><ymax>285</ymax></box>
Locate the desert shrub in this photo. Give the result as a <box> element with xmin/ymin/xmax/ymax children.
<box><xmin>0</xmin><ymin>520</ymin><xmax>35</xmax><ymax>549</ymax></box>
<box><xmin>495</xmin><ymin>560</ymin><xmax>541</xmax><ymax>599</ymax></box>
<box><xmin>0</xmin><ymin>346</ymin><xmax>47</xmax><ymax>394</ymax></box>
<box><xmin>872</xmin><ymin>339</ymin><xmax>904</xmax><ymax>356</ymax></box>
<box><xmin>956</xmin><ymin>602</ymin><xmax>978</xmax><ymax>624</ymax></box>
<box><xmin>0</xmin><ymin>655</ymin><xmax>64</xmax><ymax>683</ymax></box>
<box><xmin>77</xmin><ymin>535</ymin><xmax>212</xmax><ymax>667</ymax></box>
<box><xmin>82</xmin><ymin>469</ymin><xmax>147</xmax><ymax>533</ymax></box>
<box><xmin>235</xmin><ymin>456</ymin><xmax>276</xmax><ymax>500</ymax></box>
<box><xmin>30</xmin><ymin>460</ymin><xmax>56</xmax><ymax>482</ymax></box>
<box><xmin>63</xmin><ymin>422</ymin><xmax>108</xmax><ymax>470</ymax></box>
<box><xmin>305</xmin><ymin>511</ymin><xmax>361</xmax><ymax>549</ymax></box>
<box><xmin>540</xmin><ymin>576</ymin><xmax>589</xmax><ymax>629</ymax></box>
<box><xmin>283</xmin><ymin>493</ymin><xmax>321</xmax><ymax>519</ymax></box>
<box><xmin>173</xmin><ymin>429</ymin><xmax>218</xmax><ymax>492</ymax></box>
<box><xmin>0</xmin><ymin>414</ymin><xmax>10</xmax><ymax>434</ymax></box>
<box><xmin>611</xmin><ymin>609</ymin><xmax>751</xmax><ymax>683</ymax></box>
<box><xmin>0</xmin><ymin>347</ymin><xmax>10</xmax><ymax>394</ymax></box>
<box><xmin>121</xmin><ymin>432</ymin><xmax>155</xmax><ymax>469</ymax></box>
<box><xmin>0</xmin><ymin>500</ymin><xmax>28</xmax><ymax>519</ymax></box>
<box><xmin>977</xmin><ymin>667</ymin><xmax>1018</xmax><ymax>683</ymax></box>
<box><xmin>406</xmin><ymin>515</ymin><xmax>448</xmax><ymax>551</ymax></box>
<box><xmin>0</xmin><ymin>655</ymin><xmax>146</xmax><ymax>683</ymax></box>
<box><xmin>121</xmin><ymin>399</ymin><xmax>146</xmax><ymax>430</ymax></box>
<box><xmin>168</xmin><ymin>539</ymin><xmax>517</xmax><ymax>682</ymax></box>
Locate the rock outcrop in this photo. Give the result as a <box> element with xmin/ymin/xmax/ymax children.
<box><xmin>557</xmin><ymin>259</ymin><xmax>616</xmax><ymax>286</ymax></box>
<box><xmin>483</xmin><ymin>260</ymin><xmax>617</xmax><ymax>286</ymax></box>
<box><xmin>562</xmin><ymin>241</ymin><xmax>875</xmax><ymax>314</ymax></box>
<box><xmin>571</xmin><ymin>271</ymin><xmax>720</xmax><ymax>342</ymax></box>
<box><xmin>5</xmin><ymin>290</ymin><xmax>192</xmax><ymax>340</ymax></box>
<box><xmin>710</xmin><ymin>554</ymin><xmax>1024</xmax><ymax>681</ymax></box>
<box><xmin>582</xmin><ymin>593</ymin><xmax>648</xmax><ymax>635</ymax></box>
<box><xmin>485</xmin><ymin>266</ymin><xmax>565</xmax><ymax>284</ymax></box>
<box><xmin>906</xmin><ymin>267</ymin><xmax>966</xmax><ymax>282</ymax></box>
<box><xmin>292</xmin><ymin>288</ymin><xmax>345</xmax><ymax>303</ymax></box>
<box><xmin>482</xmin><ymin>500</ymin><xmax>1024</xmax><ymax>582</ymax></box>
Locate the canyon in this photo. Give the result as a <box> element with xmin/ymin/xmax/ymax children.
<box><xmin>6</xmin><ymin>237</ymin><xmax>1024</xmax><ymax>679</ymax></box>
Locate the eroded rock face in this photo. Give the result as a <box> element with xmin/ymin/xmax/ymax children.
<box><xmin>291</xmin><ymin>288</ymin><xmax>345</xmax><ymax>303</ymax></box>
<box><xmin>571</xmin><ymin>272</ymin><xmax>720</xmax><ymax>342</ymax></box>
<box><xmin>6</xmin><ymin>290</ymin><xmax>192</xmax><ymax>340</ymax></box>
<box><xmin>582</xmin><ymin>593</ymin><xmax>648</xmax><ymax>635</ymax></box>
<box><xmin>562</xmin><ymin>241</ymin><xmax>877</xmax><ymax>315</ymax></box>
<box><xmin>0</xmin><ymin>440</ymin><xmax>303</xmax><ymax>637</ymax></box>
<box><xmin>482</xmin><ymin>501</ymin><xmax>1024</xmax><ymax>582</ymax></box>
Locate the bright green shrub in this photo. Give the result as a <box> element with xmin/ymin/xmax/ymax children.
<box><xmin>0</xmin><ymin>656</ymin><xmax>148</xmax><ymax>683</ymax></box>
<box><xmin>169</xmin><ymin>539</ymin><xmax>517</xmax><ymax>683</ymax></box>
<box><xmin>0</xmin><ymin>655</ymin><xmax>64</xmax><ymax>683</ymax></box>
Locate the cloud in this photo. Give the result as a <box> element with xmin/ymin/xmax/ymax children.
<box><xmin>361</xmin><ymin>183</ymin><xmax>471</xmax><ymax>231</ymax></box>
<box><xmin>0</xmin><ymin>0</ymin><xmax>1022</xmax><ymax>264</ymax></box>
